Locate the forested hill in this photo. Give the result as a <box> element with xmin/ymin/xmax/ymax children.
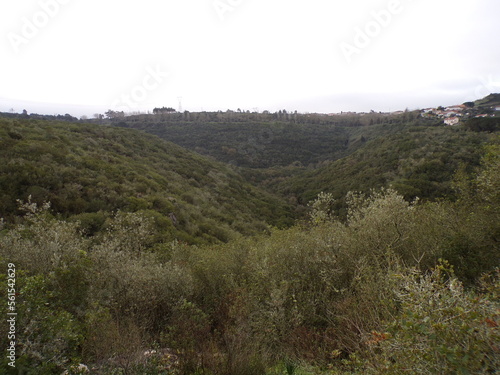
<box><xmin>0</xmin><ymin>117</ymin><xmax>293</xmax><ymax>244</ymax></box>
<box><xmin>0</xmin><ymin>109</ymin><xmax>499</xmax><ymax>375</ymax></box>
<box><xmin>111</xmin><ymin>110</ymin><xmax>424</xmax><ymax>168</ymax></box>
<box><xmin>282</xmin><ymin>126</ymin><xmax>491</xmax><ymax>209</ymax></box>
<box><xmin>108</xmin><ymin>109</ymin><xmax>496</xmax><ymax>215</ymax></box>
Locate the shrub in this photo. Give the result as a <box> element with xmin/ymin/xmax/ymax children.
<box><xmin>0</xmin><ymin>273</ymin><xmax>83</xmax><ymax>374</ymax></box>
<box><xmin>360</xmin><ymin>265</ymin><xmax>500</xmax><ymax>374</ymax></box>
<box><xmin>0</xmin><ymin>198</ymin><xmax>88</xmax><ymax>275</ymax></box>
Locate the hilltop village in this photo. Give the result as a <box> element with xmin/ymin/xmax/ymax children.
<box><xmin>331</xmin><ymin>94</ymin><xmax>500</xmax><ymax>126</ymax></box>
<box><xmin>420</xmin><ymin>103</ymin><xmax>500</xmax><ymax>125</ymax></box>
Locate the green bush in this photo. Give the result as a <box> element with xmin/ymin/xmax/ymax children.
<box><xmin>360</xmin><ymin>266</ymin><xmax>499</xmax><ymax>374</ymax></box>
<box><xmin>0</xmin><ymin>273</ymin><xmax>83</xmax><ymax>374</ymax></box>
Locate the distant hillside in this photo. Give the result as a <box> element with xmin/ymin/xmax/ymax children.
<box><xmin>111</xmin><ymin>110</ymin><xmax>425</xmax><ymax>168</ymax></box>
<box><xmin>0</xmin><ymin>117</ymin><xmax>293</xmax><ymax>244</ymax></box>
<box><xmin>282</xmin><ymin>126</ymin><xmax>492</xmax><ymax>215</ymax></box>
<box><xmin>474</xmin><ymin>93</ymin><xmax>500</xmax><ymax>109</ymax></box>
<box><xmin>108</xmin><ymin>111</ymin><xmax>492</xmax><ymax>216</ymax></box>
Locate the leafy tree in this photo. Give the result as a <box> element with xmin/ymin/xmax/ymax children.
<box><xmin>464</xmin><ymin>117</ymin><xmax>500</xmax><ymax>132</ymax></box>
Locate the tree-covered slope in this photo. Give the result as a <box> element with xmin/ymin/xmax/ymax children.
<box><xmin>110</xmin><ymin>112</ymin><xmax>493</xmax><ymax>218</ymax></box>
<box><xmin>1</xmin><ymin>145</ymin><xmax>498</xmax><ymax>374</ymax></box>
<box><xmin>117</xmin><ymin>120</ymin><xmax>351</xmax><ymax>168</ymax></box>
<box><xmin>474</xmin><ymin>93</ymin><xmax>500</xmax><ymax>109</ymax></box>
<box><xmin>112</xmin><ymin>111</ymin><xmax>425</xmax><ymax>168</ymax></box>
<box><xmin>0</xmin><ymin>112</ymin><xmax>499</xmax><ymax>375</ymax></box>
<box><xmin>282</xmin><ymin>126</ymin><xmax>492</xmax><ymax>212</ymax></box>
<box><xmin>0</xmin><ymin>117</ymin><xmax>293</xmax><ymax>244</ymax></box>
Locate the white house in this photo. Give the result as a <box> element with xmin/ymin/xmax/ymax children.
<box><xmin>444</xmin><ymin>117</ymin><xmax>460</xmax><ymax>126</ymax></box>
<box><xmin>446</xmin><ymin>106</ymin><xmax>464</xmax><ymax>112</ymax></box>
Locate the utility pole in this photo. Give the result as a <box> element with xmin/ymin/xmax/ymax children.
<box><xmin>177</xmin><ymin>97</ymin><xmax>183</xmax><ymax>113</ymax></box>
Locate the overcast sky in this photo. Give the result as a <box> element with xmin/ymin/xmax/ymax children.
<box><xmin>1</xmin><ymin>0</ymin><xmax>499</xmax><ymax>117</ymax></box>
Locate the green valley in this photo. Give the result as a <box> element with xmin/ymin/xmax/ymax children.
<box><xmin>0</xmin><ymin>96</ymin><xmax>498</xmax><ymax>375</ymax></box>
<box><xmin>0</xmin><ymin>117</ymin><xmax>293</xmax><ymax>245</ymax></box>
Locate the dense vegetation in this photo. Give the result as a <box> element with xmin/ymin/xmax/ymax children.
<box><xmin>465</xmin><ymin>117</ymin><xmax>500</xmax><ymax>132</ymax></box>
<box><xmin>283</xmin><ymin>126</ymin><xmax>490</xmax><ymax>212</ymax></box>
<box><xmin>0</xmin><ymin>118</ymin><xmax>293</xmax><ymax>244</ymax></box>
<box><xmin>112</xmin><ymin>110</ymin><xmax>492</xmax><ymax>218</ymax></box>
<box><xmin>474</xmin><ymin>93</ymin><xmax>500</xmax><ymax>111</ymax></box>
<box><xmin>0</xmin><ymin>101</ymin><xmax>499</xmax><ymax>374</ymax></box>
<box><xmin>112</xmin><ymin>111</ymin><xmax>423</xmax><ymax>169</ymax></box>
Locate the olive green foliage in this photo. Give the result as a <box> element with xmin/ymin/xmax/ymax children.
<box><xmin>358</xmin><ymin>266</ymin><xmax>499</xmax><ymax>374</ymax></box>
<box><xmin>473</xmin><ymin>93</ymin><xmax>500</xmax><ymax>110</ymax></box>
<box><xmin>308</xmin><ymin>192</ymin><xmax>336</xmax><ymax>224</ymax></box>
<box><xmin>112</xmin><ymin>110</ymin><xmax>422</xmax><ymax>168</ymax></box>
<box><xmin>0</xmin><ymin>118</ymin><xmax>292</xmax><ymax>244</ymax></box>
<box><xmin>0</xmin><ymin>116</ymin><xmax>499</xmax><ymax>374</ymax></box>
<box><xmin>0</xmin><ymin>201</ymin><xmax>193</xmax><ymax>374</ymax></box>
<box><xmin>117</xmin><ymin>120</ymin><xmax>351</xmax><ymax>169</ymax></box>
<box><xmin>464</xmin><ymin>117</ymin><xmax>500</xmax><ymax>132</ymax></box>
<box><xmin>113</xmin><ymin>112</ymin><xmax>491</xmax><ymax>219</ymax></box>
<box><xmin>0</xmin><ymin>272</ymin><xmax>84</xmax><ymax>374</ymax></box>
<box><xmin>1</xmin><ymin>153</ymin><xmax>498</xmax><ymax>374</ymax></box>
<box><xmin>286</xmin><ymin>126</ymin><xmax>490</xmax><ymax>213</ymax></box>
<box><xmin>443</xmin><ymin>143</ymin><xmax>500</xmax><ymax>284</ymax></box>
